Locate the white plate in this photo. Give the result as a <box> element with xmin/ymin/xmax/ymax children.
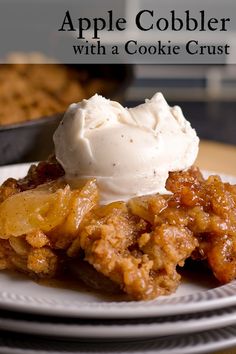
<box><xmin>0</xmin><ymin>325</ymin><xmax>236</xmax><ymax>354</ymax></box>
<box><xmin>0</xmin><ymin>164</ymin><xmax>236</xmax><ymax>319</ymax></box>
<box><xmin>1</xmin><ymin>305</ymin><xmax>236</xmax><ymax>340</ymax></box>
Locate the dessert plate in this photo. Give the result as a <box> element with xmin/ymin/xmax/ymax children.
<box><xmin>1</xmin><ymin>325</ymin><xmax>236</xmax><ymax>354</ymax></box>
<box><xmin>0</xmin><ymin>164</ymin><xmax>236</xmax><ymax>319</ymax></box>
<box><xmin>1</xmin><ymin>305</ymin><xmax>236</xmax><ymax>340</ymax></box>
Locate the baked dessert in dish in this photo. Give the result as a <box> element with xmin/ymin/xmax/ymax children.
<box><xmin>0</xmin><ymin>64</ymin><xmax>118</xmax><ymax>126</ymax></box>
<box><xmin>0</xmin><ymin>93</ymin><xmax>235</xmax><ymax>300</ymax></box>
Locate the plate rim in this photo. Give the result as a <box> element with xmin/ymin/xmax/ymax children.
<box><xmin>1</xmin><ymin>305</ymin><xmax>236</xmax><ymax>339</ymax></box>
<box><xmin>0</xmin><ymin>280</ymin><xmax>236</xmax><ymax>319</ymax></box>
<box><xmin>0</xmin><ymin>325</ymin><xmax>236</xmax><ymax>354</ymax></box>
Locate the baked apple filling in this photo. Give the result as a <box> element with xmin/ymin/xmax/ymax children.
<box><xmin>0</xmin><ymin>158</ymin><xmax>236</xmax><ymax>300</ymax></box>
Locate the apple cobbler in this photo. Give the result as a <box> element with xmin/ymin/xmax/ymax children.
<box><xmin>0</xmin><ymin>158</ymin><xmax>236</xmax><ymax>300</ymax></box>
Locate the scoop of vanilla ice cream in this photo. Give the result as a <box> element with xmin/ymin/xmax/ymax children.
<box><xmin>53</xmin><ymin>93</ymin><xmax>199</xmax><ymax>203</ymax></box>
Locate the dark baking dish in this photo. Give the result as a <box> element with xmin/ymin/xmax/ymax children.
<box><xmin>0</xmin><ymin>64</ymin><xmax>133</xmax><ymax>166</ymax></box>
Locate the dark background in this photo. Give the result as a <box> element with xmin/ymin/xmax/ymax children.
<box><xmin>126</xmin><ymin>64</ymin><xmax>236</xmax><ymax>145</ymax></box>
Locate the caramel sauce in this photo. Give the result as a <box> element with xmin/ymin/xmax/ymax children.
<box><xmin>37</xmin><ymin>275</ymin><xmax>130</xmax><ymax>302</ymax></box>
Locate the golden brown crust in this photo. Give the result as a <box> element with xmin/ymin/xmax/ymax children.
<box><xmin>75</xmin><ymin>202</ymin><xmax>197</xmax><ymax>300</ymax></box>
<box><xmin>166</xmin><ymin>168</ymin><xmax>236</xmax><ymax>284</ymax></box>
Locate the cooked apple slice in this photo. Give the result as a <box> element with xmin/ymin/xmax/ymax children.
<box><xmin>0</xmin><ymin>186</ymin><xmax>71</xmax><ymax>238</ymax></box>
